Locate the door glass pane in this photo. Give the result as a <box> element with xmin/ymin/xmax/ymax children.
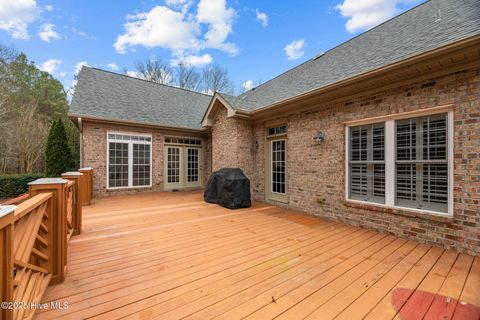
<box><xmin>167</xmin><ymin>147</ymin><xmax>180</xmax><ymax>183</ymax></box>
<box><xmin>271</xmin><ymin>140</ymin><xmax>286</xmax><ymax>194</ymax></box>
<box><xmin>133</xmin><ymin>144</ymin><xmax>151</xmax><ymax>186</ymax></box>
<box><xmin>187</xmin><ymin>148</ymin><xmax>199</xmax><ymax>182</ymax></box>
<box><xmin>108</xmin><ymin>142</ymin><xmax>129</xmax><ymax>188</ymax></box>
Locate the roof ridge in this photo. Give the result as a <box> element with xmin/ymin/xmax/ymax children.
<box><xmin>83</xmin><ymin>66</ymin><xmax>213</xmax><ymax>98</ymax></box>
<box><xmin>239</xmin><ymin>58</ymin><xmax>313</xmax><ymax>98</ymax></box>
<box><xmin>218</xmin><ymin>91</ymin><xmax>257</xmax><ymax>102</ymax></box>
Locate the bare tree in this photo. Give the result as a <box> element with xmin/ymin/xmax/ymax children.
<box><xmin>0</xmin><ymin>105</ymin><xmax>13</xmax><ymax>173</ymax></box>
<box><xmin>14</xmin><ymin>104</ymin><xmax>49</xmax><ymax>173</ymax></box>
<box><xmin>201</xmin><ymin>63</ymin><xmax>234</xmax><ymax>94</ymax></box>
<box><xmin>174</xmin><ymin>61</ymin><xmax>200</xmax><ymax>90</ymax></box>
<box><xmin>0</xmin><ymin>44</ymin><xmax>70</xmax><ymax>174</ymax></box>
<box><xmin>0</xmin><ymin>44</ymin><xmax>16</xmax><ymax>173</ymax></box>
<box><xmin>134</xmin><ymin>56</ymin><xmax>172</xmax><ymax>85</ymax></box>
<box><xmin>0</xmin><ymin>44</ymin><xmax>16</xmax><ymax>65</ymax></box>
<box><xmin>0</xmin><ymin>100</ymin><xmax>7</xmax><ymax>117</ymax></box>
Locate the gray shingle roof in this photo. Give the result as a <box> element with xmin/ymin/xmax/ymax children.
<box><xmin>217</xmin><ymin>93</ymin><xmax>257</xmax><ymax>111</ymax></box>
<box><xmin>236</xmin><ymin>0</ymin><xmax>480</xmax><ymax>111</ymax></box>
<box><xmin>70</xmin><ymin>67</ymin><xmax>212</xmax><ymax>129</ymax></box>
<box><xmin>71</xmin><ymin>0</ymin><xmax>479</xmax><ymax>126</ymax></box>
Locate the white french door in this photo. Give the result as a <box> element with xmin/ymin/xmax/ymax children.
<box><xmin>185</xmin><ymin>147</ymin><xmax>202</xmax><ymax>188</ymax></box>
<box><xmin>164</xmin><ymin>146</ymin><xmax>202</xmax><ymax>190</ymax></box>
<box><xmin>266</xmin><ymin>138</ymin><xmax>287</xmax><ymax>203</ymax></box>
<box><xmin>165</xmin><ymin>146</ymin><xmax>183</xmax><ymax>189</ymax></box>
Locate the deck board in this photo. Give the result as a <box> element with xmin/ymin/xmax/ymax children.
<box><xmin>35</xmin><ymin>191</ymin><xmax>479</xmax><ymax>319</ymax></box>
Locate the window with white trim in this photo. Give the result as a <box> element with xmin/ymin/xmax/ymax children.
<box><xmin>347</xmin><ymin>111</ymin><xmax>452</xmax><ymax>215</ymax></box>
<box><xmin>349</xmin><ymin>123</ymin><xmax>385</xmax><ymax>204</ymax></box>
<box><xmin>107</xmin><ymin>133</ymin><xmax>152</xmax><ymax>188</ymax></box>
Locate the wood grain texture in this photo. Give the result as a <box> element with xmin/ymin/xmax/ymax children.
<box><xmin>34</xmin><ymin>191</ymin><xmax>479</xmax><ymax>319</ymax></box>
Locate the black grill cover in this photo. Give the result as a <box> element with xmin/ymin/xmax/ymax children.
<box><xmin>204</xmin><ymin>168</ymin><xmax>251</xmax><ymax>209</ymax></box>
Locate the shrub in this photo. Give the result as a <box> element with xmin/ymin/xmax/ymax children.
<box><xmin>0</xmin><ymin>173</ymin><xmax>45</xmax><ymax>198</ymax></box>
<box><xmin>45</xmin><ymin>119</ymin><xmax>75</xmax><ymax>177</ymax></box>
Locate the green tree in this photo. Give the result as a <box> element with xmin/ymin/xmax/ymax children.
<box><xmin>0</xmin><ymin>44</ymin><xmax>80</xmax><ymax>173</ymax></box>
<box><xmin>45</xmin><ymin>119</ymin><xmax>75</xmax><ymax>177</ymax></box>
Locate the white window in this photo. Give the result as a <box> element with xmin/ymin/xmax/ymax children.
<box><xmin>349</xmin><ymin>123</ymin><xmax>385</xmax><ymax>204</ymax></box>
<box><xmin>107</xmin><ymin>133</ymin><xmax>152</xmax><ymax>189</ymax></box>
<box><xmin>346</xmin><ymin>109</ymin><xmax>453</xmax><ymax>216</ymax></box>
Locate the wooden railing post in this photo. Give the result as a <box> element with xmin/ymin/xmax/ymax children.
<box><xmin>79</xmin><ymin>167</ymin><xmax>93</xmax><ymax>205</ymax></box>
<box><xmin>0</xmin><ymin>205</ymin><xmax>15</xmax><ymax>320</ymax></box>
<box><xmin>61</xmin><ymin>172</ymin><xmax>83</xmax><ymax>235</ymax></box>
<box><xmin>28</xmin><ymin>178</ymin><xmax>68</xmax><ymax>285</ymax></box>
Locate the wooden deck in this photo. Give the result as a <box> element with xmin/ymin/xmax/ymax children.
<box><xmin>35</xmin><ymin>191</ymin><xmax>479</xmax><ymax>319</ymax></box>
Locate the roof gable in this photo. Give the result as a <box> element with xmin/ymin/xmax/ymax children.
<box><xmin>201</xmin><ymin>93</ymin><xmax>251</xmax><ymax>127</ymax></box>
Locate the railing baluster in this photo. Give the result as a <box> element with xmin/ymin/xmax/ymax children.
<box><xmin>61</xmin><ymin>172</ymin><xmax>83</xmax><ymax>235</ymax></box>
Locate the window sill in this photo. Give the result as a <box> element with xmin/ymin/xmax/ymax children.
<box><xmin>107</xmin><ymin>185</ymin><xmax>152</xmax><ymax>190</ymax></box>
<box><xmin>343</xmin><ymin>199</ymin><xmax>453</xmax><ymax>223</ymax></box>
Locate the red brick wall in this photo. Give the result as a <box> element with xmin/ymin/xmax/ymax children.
<box><xmin>211</xmin><ymin>108</ymin><xmax>254</xmax><ymax>179</ymax></box>
<box><xmin>81</xmin><ymin>122</ymin><xmax>209</xmax><ymax>197</ymax></box>
<box><xmin>212</xmin><ymin>67</ymin><xmax>480</xmax><ymax>255</ymax></box>
<box><xmin>203</xmin><ymin>134</ymin><xmax>213</xmax><ymax>184</ymax></box>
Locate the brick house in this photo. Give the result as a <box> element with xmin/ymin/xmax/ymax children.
<box><xmin>70</xmin><ymin>0</ymin><xmax>480</xmax><ymax>255</ymax></box>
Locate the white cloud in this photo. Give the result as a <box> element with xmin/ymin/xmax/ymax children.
<box><xmin>171</xmin><ymin>53</ymin><xmax>213</xmax><ymax>67</ymax></box>
<box><xmin>335</xmin><ymin>0</ymin><xmax>419</xmax><ymax>33</ymax></box>
<box><xmin>107</xmin><ymin>62</ymin><xmax>119</xmax><ymax>71</ymax></box>
<box><xmin>126</xmin><ymin>70</ymin><xmax>141</xmax><ymax>78</ymax></box>
<box><xmin>114</xmin><ymin>0</ymin><xmax>237</xmax><ymax>57</ymax></box>
<box><xmin>38</xmin><ymin>23</ymin><xmax>61</xmax><ymax>42</ymax></box>
<box><xmin>284</xmin><ymin>39</ymin><xmax>305</xmax><ymax>61</ymax></box>
<box><xmin>39</xmin><ymin>59</ymin><xmax>62</xmax><ymax>74</ymax></box>
<box><xmin>255</xmin><ymin>9</ymin><xmax>268</xmax><ymax>27</ymax></box>
<box><xmin>44</xmin><ymin>5</ymin><xmax>53</xmax><ymax>12</ymax></box>
<box><xmin>71</xmin><ymin>27</ymin><xmax>95</xmax><ymax>40</ymax></box>
<box><xmin>59</xmin><ymin>71</ymin><xmax>66</xmax><ymax>77</ymax></box>
<box><xmin>242</xmin><ymin>80</ymin><xmax>254</xmax><ymax>91</ymax></box>
<box><xmin>0</xmin><ymin>0</ymin><xmax>39</xmax><ymax>39</ymax></box>
<box><xmin>114</xmin><ymin>6</ymin><xmax>199</xmax><ymax>54</ymax></box>
<box><xmin>197</xmin><ymin>0</ymin><xmax>237</xmax><ymax>54</ymax></box>
<box><xmin>74</xmin><ymin>61</ymin><xmax>88</xmax><ymax>74</ymax></box>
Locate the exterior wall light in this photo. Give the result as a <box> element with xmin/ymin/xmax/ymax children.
<box><xmin>252</xmin><ymin>140</ymin><xmax>259</xmax><ymax>152</ymax></box>
<box><xmin>314</xmin><ymin>131</ymin><xmax>325</xmax><ymax>145</ymax></box>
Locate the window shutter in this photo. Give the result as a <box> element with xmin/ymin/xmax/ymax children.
<box><xmin>395</xmin><ymin>114</ymin><xmax>448</xmax><ymax>212</ymax></box>
<box><xmin>349</xmin><ymin>123</ymin><xmax>385</xmax><ymax>203</ymax></box>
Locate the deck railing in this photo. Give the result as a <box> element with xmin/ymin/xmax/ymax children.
<box><xmin>0</xmin><ymin>168</ymin><xmax>93</xmax><ymax>320</ymax></box>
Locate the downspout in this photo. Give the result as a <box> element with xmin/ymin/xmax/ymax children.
<box><xmin>78</xmin><ymin>117</ymin><xmax>83</xmax><ymax>168</ymax></box>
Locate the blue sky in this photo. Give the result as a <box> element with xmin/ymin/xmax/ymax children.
<box><xmin>0</xmin><ymin>0</ymin><xmax>423</xmax><ymax>93</ymax></box>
